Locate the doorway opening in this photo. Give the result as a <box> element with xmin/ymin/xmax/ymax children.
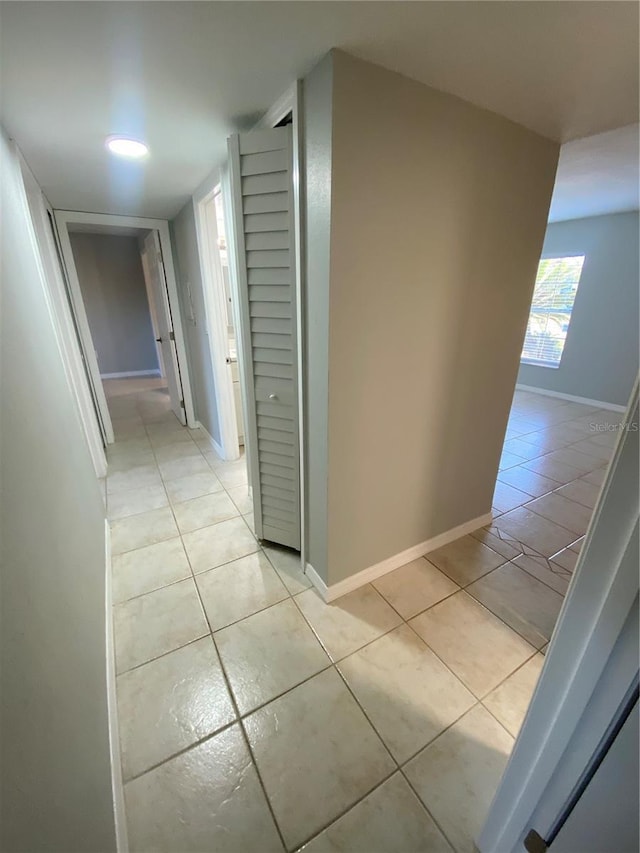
<box><xmin>54</xmin><ymin>211</ymin><xmax>196</xmax><ymax>444</ymax></box>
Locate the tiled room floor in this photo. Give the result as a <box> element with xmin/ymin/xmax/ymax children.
<box><xmin>104</xmin><ymin>379</ymin><xmax>620</xmax><ymax>853</ymax></box>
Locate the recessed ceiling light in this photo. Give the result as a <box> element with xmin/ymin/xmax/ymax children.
<box><xmin>106</xmin><ymin>136</ymin><xmax>149</xmax><ymax>158</ymax></box>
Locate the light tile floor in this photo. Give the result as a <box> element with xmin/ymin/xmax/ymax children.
<box><xmin>105</xmin><ymin>379</ymin><xmax>619</xmax><ymax>853</ymax></box>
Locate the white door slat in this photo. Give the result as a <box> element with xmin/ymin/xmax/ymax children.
<box><xmin>239</xmin><ymin>127</ymin><xmax>289</xmax><ymax>155</ymax></box>
<box><xmin>245</xmin><ymin>231</ymin><xmax>289</xmax><ymax>251</ymax></box>
<box><xmin>242</xmin><ymin>172</ymin><xmax>288</xmax><ymax>196</ymax></box>
<box><xmin>241</xmin><ymin>149</ymin><xmax>288</xmax><ymax>177</ymax></box>
<box><xmin>247</xmin><ymin>249</ymin><xmax>289</xmax><ymax>268</ymax></box>
<box><xmin>251</xmin><ymin>317</ymin><xmax>291</xmax><ymax>334</ymax></box>
<box><xmin>247</xmin><ymin>267</ymin><xmax>290</xmax><ymax>285</ymax></box>
<box><xmin>244</xmin><ymin>212</ymin><xmax>289</xmax><ymax>233</ymax></box>
<box><xmin>243</xmin><ymin>192</ymin><xmax>289</xmax><ymax>215</ymax></box>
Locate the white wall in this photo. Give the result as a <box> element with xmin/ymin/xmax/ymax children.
<box><xmin>518</xmin><ymin>211</ymin><xmax>639</xmax><ymax>407</ymax></box>
<box><xmin>305</xmin><ymin>51</ymin><xmax>559</xmax><ymax>586</ymax></box>
<box><xmin>0</xmin><ymin>130</ymin><xmax>116</xmax><ymax>852</ymax></box>
<box><xmin>70</xmin><ymin>231</ymin><xmax>159</xmax><ymax>376</ymax></box>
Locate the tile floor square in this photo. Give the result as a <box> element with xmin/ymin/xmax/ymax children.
<box><xmin>404</xmin><ymin>705</ymin><xmax>514</xmax><ymax>853</ymax></box>
<box><xmin>372</xmin><ymin>557</ymin><xmax>459</xmax><ymax>619</ymax></box>
<box><xmin>107</xmin><ymin>483</ymin><xmax>169</xmax><ymax>521</ymax></box>
<box><xmin>525</xmin><ymin>491</ymin><xmax>593</xmax><ymax>535</ymax></box>
<box><xmin>338</xmin><ymin>624</ymin><xmax>475</xmax><ymax>763</ymax></box>
<box><xmin>427</xmin><ymin>535</ymin><xmax>506</xmax><ymax>586</ymax></box>
<box><xmin>182</xmin><ymin>516</ymin><xmax>259</xmax><ymax>573</ymax></box>
<box><xmin>512</xmin><ymin>553</ymin><xmax>570</xmax><ymax>595</ymax></box>
<box><xmin>295</xmin><ymin>585</ymin><xmax>402</xmax><ymax>662</ymax></box>
<box><xmin>117</xmin><ymin>637</ymin><xmax>235</xmax><ymax>779</ymax></box>
<box><xmin>263</xmin><ymin>544</ymin><xmax>311</xmax><ymax>595</ymax></box>
<box><xmin>492</xmin><ymin>506</ymin><xmax>577</xmax><ymax>557</ymax></box>
<box><xmin>215</xmin><ymin>598</ymin><xmax>330</xmax><ymax>714</ymax></box>
<box><xmin>114</xmin><ymin>579</ymin><xmax>209</xmax><ymax>672</ymax></box>
<box><xmin>409</xmin><ymin>591</ymin><xmax>535</xmax><ymax>697</ymax></box>
<box><xmin>302</xmin><ymin>773</ymin><xmax>452</xmax><ymax>853</ymax></box>
<box><xmin>163</xmin><ymin>470</ymin><xmax>224</xmax><ymax>503</ymax></box>
<box><xmin>110</xmin><ymin>506</ymin><xmax>178</xmax><ymax>556</ymax></box>
<box><xmin>497</xmin><ymin>465</ymin><xmax>558</xmax><ymax>498</ymax></box>
<box><xmin>467</xmin><ymin>562</ymin><xmax>563</xmax><ymax>648</ymax></box>
<box><xmin>244</xmin><ymin>668</ymin><xmax>395</xmax><ymax>850</ymax></box>
<box><xmin>483</xmin><ymin>653</ymin><xmax>544</xmax><ymax>737</ymax></box>
<box><xmin>125</xmin><ymin>725</ymin><xmax>283</xmax><ymax>853</ymax></box>
<box><xmin>112</xmin><ymin>537</ymin><xmax>191</xmax><ymax>603</ymax></box>
<box><xmin>196</xmin><ymin>551</ymin><xmax>288</xmax><ymax>631</ymax></box>
<box><xmin>173</xmin><ymin>491</ymin><xmax>239</xmax><ymax>534</ymax></box>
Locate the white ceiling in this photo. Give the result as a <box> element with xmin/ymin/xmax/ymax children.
<box><xmin>1</xmin><ymin>2</ymin><xmax>638</xmax><ymax>219</ymax></box>
<box><xmin>548</xmin><ymin>124</ymin><xmax>640</xmax><ymax>223</ymax></box>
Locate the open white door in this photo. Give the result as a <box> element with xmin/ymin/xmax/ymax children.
<box><xmin>142</xmin><ymin>231</ymin><xmax>186</xmax><ymax>424</ymax></box>
<box><xmin>228</xmin><ymin>126</ymin><xmax>301</xmax><ymax>550</ymax></box>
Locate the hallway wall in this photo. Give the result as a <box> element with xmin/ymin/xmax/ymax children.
<box><xmin>70</xmin><ymin>231</ymin><xmax>159</xmax><ymax>377</ymax></box>
<box><xmin>304</xmin><ymin>50</ymin><xmax>559</xmax><ymax>587</ymax></box>
<box><xmin>0</xmin><ymin>132</ymin><xmax>117</xmax><ymax>852</ymax></box>
<box><xmin>170</xmin><ymin>199</ymin><xmax>222</xmax><ymax>444</ymax></box>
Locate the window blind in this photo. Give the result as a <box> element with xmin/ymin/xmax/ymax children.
<box><xmin>521</xmin><ymin>255</ymin><xmax>585</xmax><ymax>368</ymax></box>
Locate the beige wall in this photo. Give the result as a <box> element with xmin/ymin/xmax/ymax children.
<box><xmin>0</xmin><ymin>132</ymin><xmax>116</xmax><ymax>850</ymax></box>
<box><xmin>317</xmin><ymin>51</ymin><xmax>559</xmax><ymax>585</ymax></box>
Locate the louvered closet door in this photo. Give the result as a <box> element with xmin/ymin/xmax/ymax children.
<box><xmin>228</xmin><ymin>126</ymin><xmax>300</xmax><ymax>550</ymax></box>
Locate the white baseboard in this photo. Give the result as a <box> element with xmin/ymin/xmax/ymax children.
<box><xmin>305</xmin><ymin>511</ymin><xmax>494</xmax><ymax>603</ymax></box>
<box><xmin>515</xmin><ymin>384</ymin><xmax>626</xmax><ymax>413</ymax></box>
<box><xmin>100</xmin><ymin>369</ymin><xmax>161</xmax><ymax>379</ymax></box>
<box><xmin>194</xmin><ymin>420</ymin><xmax>225</xmax><ymax>459</ymax></box>
<box><xmin>104</xmin><ymin>521</ymin><xmax>128</xmax><ymax>853</ymax></box>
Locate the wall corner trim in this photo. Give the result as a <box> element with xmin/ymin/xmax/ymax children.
<box><xmin>194</xmin><ymin>420</ymin><xmax>227</xmax><ymax>461</ymax></box>
<box><xmin>515</xmin><ymin>384</ymin><xmax>627</xmax><ymax>413</ymax></box>
<box><xmin>306</xmin><ymin>511</ymin><xmax>493</xmax><ymax>602</ymax></box>
<box><xmin>105</xmin><ymin>520</ymin><xmax>129</xmax><ymax>853</ymax></box>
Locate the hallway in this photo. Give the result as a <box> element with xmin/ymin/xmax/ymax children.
<box><xmin>106</xmin><ymin>380</ymin><xmax>617</xmax><ymax>853</ymax></box>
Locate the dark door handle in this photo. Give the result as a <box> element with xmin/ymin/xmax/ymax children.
<box><xmin>156</xmin><ymin>337</ymin><xmax>163</xmax><ymax>343</ymax></box>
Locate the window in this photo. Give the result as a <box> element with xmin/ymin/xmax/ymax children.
<box><xmin>521</xmin><ymin>255</ymin><xmax>585</xmax><ymax>368</ymax></box>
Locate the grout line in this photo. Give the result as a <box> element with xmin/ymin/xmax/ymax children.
<box><xmin>399</xmin><ymin>766</ymin><xmax>458</xmax><ymax>852</ymax></box>
<box><xmin>122</xmin><ymin>716</ymin><xmax>239</xmax><ymax>785</ymax></box>
<box><xmin>289</xmin><ymin>766</ymin><xmax>399</xmax><ymax>852</ymax></box>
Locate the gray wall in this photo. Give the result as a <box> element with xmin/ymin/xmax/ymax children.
<box><xmin>170</xmin><ymin>200</ymin><xmax>221</xmax><ymax>443</ymax></box>
<box><xmin>70</xmin><ymin>231</ymin><xmax>159</xmax><ymax>376</ymax></box>
<box><xmin>305</xmin><ymin>50</ymin><xmax>559</xmax><ymax>586</ymax></box>
<box><xmin>1</xmin><ymin>131</ymin><xmax>116</xmax><ymax>851</ymax></box>
<box><xmin>517</xmin><ymin>212</ymin><xmax>639</xmax><ymax>407</ymax></box>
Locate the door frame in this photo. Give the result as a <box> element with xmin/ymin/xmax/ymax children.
<box><xmin>18</xmin><ymin>155</ymin><xmax>109</xmax><ymax>477</ymax></box>
<box><xmin>479</xmin><ymin>380</ymin><xmax>639</xmax><ymax>851</ymax></box>
<box><xmin>192</xmin><ymin>183</ymin><xmax>241</xmax><ymax>460</ymax></box>
<box><xmin>54</xmin><ymin>210</ymin><xmax>197</xmax><ymax>438</ymax></box>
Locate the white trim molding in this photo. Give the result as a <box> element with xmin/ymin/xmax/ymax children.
<box><xmin>104</xmin><ymin>521</ymin><xmax>128</xmax><ymax>853</ymax></box>
<box><xmin>194</xmin><ymin>420</ymin><xmax>224</xmax><ymax>460</ymax></box>
<box><xmin>100</xmin><ymin>369</ymin><xmax>161</xmax><ymax>379</ymax></box>
<box><xmin>192</xmin><ymin>187</ymin><xmax>240</xmax><ymax>461</ymax></box>
<box><xmin>306</xmin><ymin>511</ymin><xmax>493</xmax><ymax>602</ymax></box>
<box><xmin>515</xmin><ymin>383</ymin><xmax>626</xmax><ymax>412</ymax></box>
